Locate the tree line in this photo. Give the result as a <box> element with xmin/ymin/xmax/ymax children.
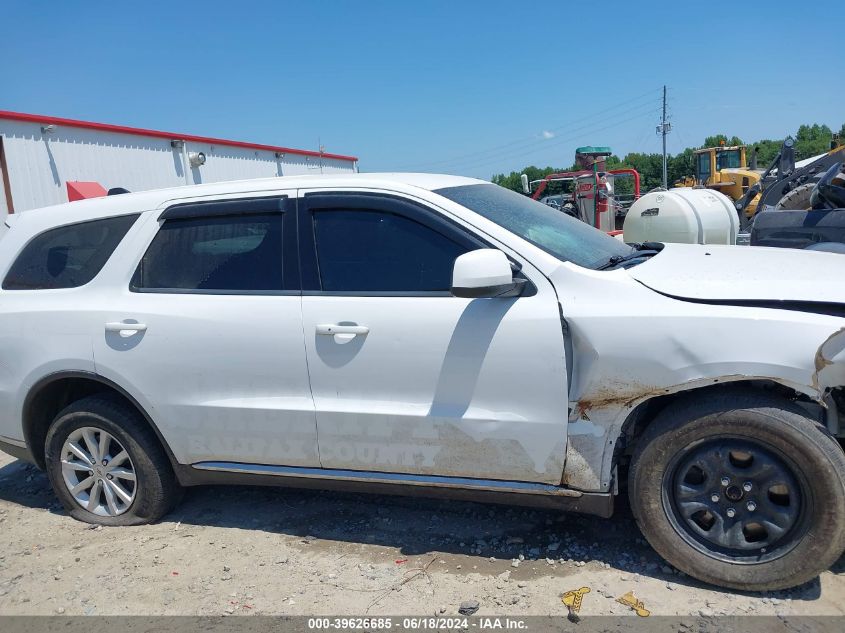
<box><xmin>491</xmin><ymin>123</ymin><xmax>845</xmax><ymax>194</ymax></box>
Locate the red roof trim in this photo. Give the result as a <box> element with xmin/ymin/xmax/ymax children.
<box><xmin>0</xmin><ymin>110</ymin><xmax>358</xmax><ymax>162</ymax></box>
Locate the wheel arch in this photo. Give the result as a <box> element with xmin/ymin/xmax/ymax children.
<box><xmin>624</xmin><ymin>381</ymin><xmax>845</xmax><ymax>591</ymax></box>
<box><xmin>23</xmin><ymin>371</ymin><xmax>178</xmax><ymax>471</ymax></box>
<box><xmin>613</xmin><ymin>378</ymin><xmax>824</xmax><ymax>469</ymax></box>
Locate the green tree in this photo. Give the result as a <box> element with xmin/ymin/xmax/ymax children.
<box><xmin>668</xmin><ymin>148</ymin><xmax>694</xmax><ymax>186</ymax></box>
<box><xmin>703</xmin><ymin>134</ymin><xmax>744</xmax><ymax>148</ymax></box>
<box><xmin>749</xmin><ymin>138</ymin><xmax>782</xmax><ymax>167</ymax></box>
<box><xmin>619</xmin><ymin>152</ymin><xmax>664</xmax><ymax>191</ymax></box>
<box><xmin>492</xmin><ymin>165</ymin><xmax>568</xmax><ymax>192</ymax></box>
<box><xmin>794</xmin><ymin>124</ymin><xmax>833</xmax><ymax>159</ymax></box>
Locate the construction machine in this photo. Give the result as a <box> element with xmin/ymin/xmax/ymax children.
<box><xmin>735</xmin><ymin>136</ymin><xmax>845</xmax><ymax>226</ymax></box>
<box><xmin>676</xmin><ymin>136</ymin><xmax>845</xmax><ymax>226</ymax></box>
<box><xmin>521</xmin><ymin>146</ymin><xmax>641</xmax><ymax>232</ymax></box>
<box><xmin>751</xmin><ymin>160</ymin><xmax>845</xmax><ymax>252</ymax></box>
<box><xmin>675</xmin><ymin>142</ymin><xmax>763</xmax><ymax>216</ymax></box>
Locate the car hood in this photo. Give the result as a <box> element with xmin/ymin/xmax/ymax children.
<box><xmin>627</xmin><ymin>243</ymin><xmax>845</xmax><ymax>304</ymax></box>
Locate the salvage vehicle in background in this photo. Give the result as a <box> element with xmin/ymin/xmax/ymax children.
<box><xmin>537</xmin><ymin>194</ymin><xmax>578</xmax><ymax>218</ymax></box>
<box><xmin>0</xmin><ymin>174</ymin><xmax>844</xmax><ymax>592</ymax></box>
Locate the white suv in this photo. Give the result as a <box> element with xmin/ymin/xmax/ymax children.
<box><xmin>1</xmin><ymin>173</ymin><xmax>844</xmax><ymax>592</ymax></box>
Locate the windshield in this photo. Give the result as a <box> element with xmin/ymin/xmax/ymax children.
<box><xmin>717</xmin><ymin>149</ymin><xmax>741</xmax><ymax>170</ymax></box>
<box><xmin>434</xmin><ymin>183</ymin><xmax>633</xmax><ymax>269</ymax></box>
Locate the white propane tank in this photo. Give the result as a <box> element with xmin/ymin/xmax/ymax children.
<box><xmin>623</xmin><ymin>188</ymin><xmax>739</xmax><ymax>245</ymax></box>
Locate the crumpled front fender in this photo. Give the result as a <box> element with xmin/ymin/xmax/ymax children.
<box><xmin>815</xmin><ymin>327</ymin><xmax>845</xmax><ymax>392</ymax></box>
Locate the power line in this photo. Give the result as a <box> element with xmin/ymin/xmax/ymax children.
<box><xmin>416</xmin><ymin>99</ymin><xmax>663</xmax><ymax>172</ymax></box>
<box><xmin>632</xmin><ymin>120</ymin><xmax>657</xmax><ymax>155</ymax></box>
<box><xmin>404</xmin><ymin>93</ymin><xmax>661</xmax><ymax>171</ymax></box>
<box><xmin>398</xmin><ymin>87</ymin><xmax>663</xmax><ymax>170</ymax></box>
<box><xmin>443</xmin><ymin>106</ymin><xmax>663</xmax><ymax>174</ymax></box>
<box><xmin>443</xmin><ymin>102</ymin><xmax>662</xmax><ymax>170</ymax></box>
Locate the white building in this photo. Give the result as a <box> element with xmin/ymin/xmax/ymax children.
<box><xmin>0</xmin><ymin>110</ymin><xmax>358</xmax><ymax>221</ymax></box>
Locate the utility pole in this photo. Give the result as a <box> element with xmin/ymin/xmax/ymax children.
<box><xmin>657</xmin><ymin>85</ymin><xmax>671</xmax><ymax>189</ymax></box>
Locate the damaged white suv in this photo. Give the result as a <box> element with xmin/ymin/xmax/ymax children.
<box><xmin>1</xmin><ymin>174</ymin><xmax>844</xmax><ymax>591</ymax></box>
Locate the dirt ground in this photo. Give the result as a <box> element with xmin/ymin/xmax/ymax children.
<box><xmin>0</xmin><ymin>452</ymin><xmax>843</xmax><ymax>618</ymax></box>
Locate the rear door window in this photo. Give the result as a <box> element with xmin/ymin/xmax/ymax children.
<box><xmin>2</xmin><ymin>214</ymin><xmax>139</xmax><ymax>290</ymax></box>
<box><xmin>131</xmin><ymin>211</ymin><xmax>286</xmax><ymax>293</ymax></box>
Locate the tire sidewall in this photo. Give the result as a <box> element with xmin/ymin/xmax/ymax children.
<box><xmin>774</xmin><ymin>182</ymin><xmax>815</xmax><ymax>211</ymax></box>
<box><xmin>631</xmin><ymin>406</ymin><xmax>845</xmax><ymax>591</ymax></box>
<box><xmin>45</xmin><ymin>407</ymin><xmax>166</xmax><ymax>526</ymax></box>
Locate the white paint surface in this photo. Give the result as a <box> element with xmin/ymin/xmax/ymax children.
<box><xmin>0</xmin><ymin>173</ymin><xmax>842</xmax><ymax>498</ymax></box>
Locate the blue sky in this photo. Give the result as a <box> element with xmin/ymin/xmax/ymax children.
<box><xmin>2</xmin><ymin>0</ymin><xmax>841</xmax><ymax>178</ymax></box>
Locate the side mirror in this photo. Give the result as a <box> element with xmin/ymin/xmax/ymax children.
<box><xmin>451</xmin><ymin>249</ymin><xmax>524</xmax><ymax>298</ymax></box>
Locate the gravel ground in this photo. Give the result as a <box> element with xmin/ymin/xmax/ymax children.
<box><xmin>0</xmin><ymin>452</ymin><xmax>843</xmax><ymax>617</ymax></box>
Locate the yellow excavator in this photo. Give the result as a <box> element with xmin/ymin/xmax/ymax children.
<box><xmin>675</xmin><ymin>142</ymin><xmax>763</xmax><ymax>216</ymax></box>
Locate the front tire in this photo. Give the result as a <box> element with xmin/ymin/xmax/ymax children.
<box><xmin>774</xmin><ymin>182</ymin><xmax>815</xmax><ymax>210</ymax></box>
<box><xmin>45</xmin><ymin>394</ymin><xmax>180</xmax><ymax>525</ymax></box>
<box><xmin>629</xmin><ymin>391</ymin><xmax>845</xmax><ymax>591</ymax></box>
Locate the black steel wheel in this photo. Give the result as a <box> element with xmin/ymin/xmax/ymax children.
<box><xmin>665</xmin><ymin>437</ymin><xmax>808</xmax><ymax>562</ymax></box>
<box><xmin>629</xmin><ymin>390</ymin><xmax>845</xmax><ymax>591</ymax></box>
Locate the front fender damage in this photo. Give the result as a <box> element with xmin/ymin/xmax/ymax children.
<box><xmin>813</xmin><ymin>327</ymin><xmax>845</xmax><ymax>392</ymax></box>
<box><xmin>563</xmin><ymin>325</ymin><xmax>845</xmax><ymax>494</ymax></box>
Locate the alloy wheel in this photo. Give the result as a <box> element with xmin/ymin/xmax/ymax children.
<box><xmin>60</xmin><ymin>426</ymin><xmax>137</xmax><ymax>516</ymax></box>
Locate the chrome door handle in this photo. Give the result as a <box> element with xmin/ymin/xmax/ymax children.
<box><xmin>105</xmin><ymin>322</ymin><xmax>147</xmax><ymax>333</ymax></box>
<box><xmin>316</xmin><ymin>324</ymin><xmax>369</xmax><ymax>336</ymax></box>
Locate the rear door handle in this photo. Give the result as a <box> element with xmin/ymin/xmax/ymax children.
<box><xmin>105</xmin><ymin>322</ymin><xmax>147</xmax><ymax>333</ymax></box>
<box><xmin>316</xmin><ymin>324</ymin><xmax>369</xmax><ymax>336</ymax></box>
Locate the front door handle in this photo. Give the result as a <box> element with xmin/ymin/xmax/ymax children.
<box><xmin>316</xmin><ymin>324</ymin><xmax>369</xmax><ymax>336</ymax></box>
<box><xmin>105</xmin><ymin>322</ymin><xmax>147</xmax><ymax>334</ymax></box>
<box><xmin>316</xmin><ymin>324</ymin><xmax>369</xmax><ymax>344</ymax></box>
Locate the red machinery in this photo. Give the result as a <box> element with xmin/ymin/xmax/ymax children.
<box><xmin>528</xmin><ymin>168</ymin><xmax>641</xmax><ymax>232</ymax></box>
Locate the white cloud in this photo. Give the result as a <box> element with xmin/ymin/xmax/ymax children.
<box><xmin>541</xmin><ymin>130</ymin><xmax>555</xmax><ymax>139</ymax></box>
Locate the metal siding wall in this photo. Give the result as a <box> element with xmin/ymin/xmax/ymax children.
<box><xmin>0</xmin><ymin>119</ymin><xmax>356</xmax><ymax>214</ymax></box>
<box><xmin>0</xmin><ymin>137</ymin><xmax>9</xmax><ymax>218</ymax></box>
<box><xmin>182</xmin><ymin>142</ymin><xmax>280</xmax><ymax>185</ymax></box>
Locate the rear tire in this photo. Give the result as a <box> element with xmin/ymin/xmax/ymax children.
<box><xmin>45</xmin><ymin>394</ymin><xmax>180</xmax><ymax>526</ymax></box>
<box><xmin>629</xmin><ymin>391</ymin><xmax>845</xmax><ymax>591</ymax></box>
